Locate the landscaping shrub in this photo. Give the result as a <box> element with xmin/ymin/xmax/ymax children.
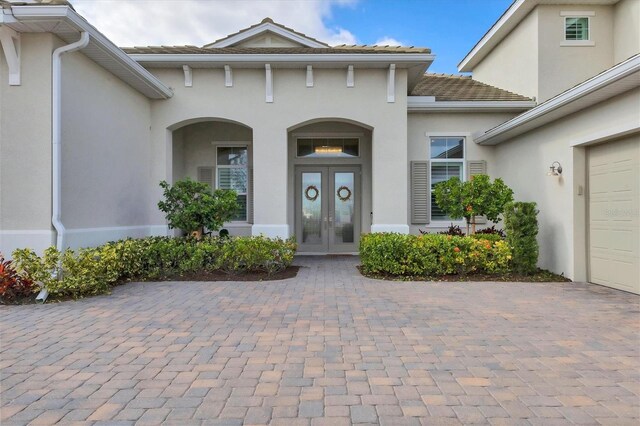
<box><xmin>0</xmin><ymin>255</ymin><xmax>36</xmax><ymax>302</ymax></box>
<box><xmin>158</xmin><ymin>178</ymin><xmax>239</xmax><ymax>237</ymax></box>
<box><xmin>360</xmin><ymin>233</ymin><xmax>511</xmax><ymax>277</ymax></box>
<box><xmin>474</xmin><ymin>225</ymin><xmax>506</xmax><ymax>239</ymax></box>
<box><xmin>12</xmin><ymin>236</ymin><xmax>297</xmax><ymax>300</ymax></box>
<box><xmin>503</xmin><ymin>201</ymin><xmax>539</xmax><ymax>275</ymax></box>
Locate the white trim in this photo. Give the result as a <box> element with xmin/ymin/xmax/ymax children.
<box><xmin>7</xmin><ymin>5</ymin><xmax>172</xmax><ymax>99</ymax></box>
<box><xmin>570</xmin><ymin>123</ymin><xmax>640</xmax><ymax>147</ymax></box>
<box><xmin>560</xmin><ymin>40</ymin><xmax>595</xmax><ymax>46</ymax></box>
<box><xmin>224</xmin><ymin>65</ymin><xmax>233</xmax><ymax>87</ymax></box>
<box><xmin>0</xmin><ymin>230</ymin><xmax>54</xmax><ymax>258</ymax></box>
<box><xmin>476</xmin><ymin>55</ymin><xmax>640</xmax><ymax>145</ymax></box>
<box><xmin>205</xmin><ymin>21</ymin><xmax>329</xmax><ymax>48</ymax></box>
<box><xmin>64</xmin><ymin>225</ymin><xmax>169</xmax><ymax>249</ymax></box>
<box><xmin>347</xmin><ymin>65</ymin><xmax>354</xmax><ymax>87</ymax></box>
<box><xmin>0</xmin><ymin>26</ymin><xmax>20</xmax><ymax>85</ymax></box>
<box><xmin>265</xmin><ymin>63</ymin><xmax>273</xmax><ymax>102</ymax></box>
<box><xmin>129</xmin><ymin>53</ymin><xmax>435</xmax><ymax>66</ymax></box>
<box><xmin>408</xmin><ymin>97</ymin><xmax>536</xmax><ymax>112</ymax></box>
<box><xmin>182</xmin><ymin>64</ymin><xmax>192</xmax><ymax>87</ymax></box>
<box><xmin>560</xmin><ymin>10</ymin><xmax>596</xmax><ymax>16</ymax></box>
<box><xmin>306</xmin><ymin>65</ymin><xmax>314</xmax><ymax>87</ymax></box>
<box><xmin>371</xmin><ymin>224</ymin><xmax>410</xmax><ymax>234</ymax></box>
<box><xmin>251</xmin><ymin>224</ymin><xmax>290</xmax><ymax>238</ymax></box>
<box><xmin>387</xmin><ymin>64</ymin><xmax>396</xmax><ymax>103</ymax></box>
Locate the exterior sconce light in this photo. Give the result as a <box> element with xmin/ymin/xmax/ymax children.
<box><xmin>547</xmin><ymin>161</ymin><xmax>563</xmax><ymax>176</ymax></box>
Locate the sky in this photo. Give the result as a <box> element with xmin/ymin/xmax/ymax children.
<box><xmin>70</xmin><ymin>0</ymin><xmax>513</xmax><ymax>74</ymax></box>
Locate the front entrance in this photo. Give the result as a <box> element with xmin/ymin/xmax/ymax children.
<box><xmin>295</xmin><ymin>166</ymin><xmax>360</xmax><ymax>253</ymax></box>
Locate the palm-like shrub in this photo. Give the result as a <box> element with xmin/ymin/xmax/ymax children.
<box><xmin>503</xmin><ymin>202</ymin><xmax>539</xmax><ymax>274</ymax></box>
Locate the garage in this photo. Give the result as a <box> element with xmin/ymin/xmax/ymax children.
<box><xmin>588</xmin><ymin>136</ymin><xmax>640</xmax><ymax>294</ymax></box>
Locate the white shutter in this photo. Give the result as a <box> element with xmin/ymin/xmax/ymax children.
<box><xmin>467</xmin><ymin>160</ymin><xmax>487</xmax><ymax>224</ymax></box>
<box><xmin>248</xmin><ymin>168</ymin><xmax>254</xmax><ymax>224</ymax></box>
<box><xmin>197</xmin><ymin>167</ymin><xmax>214</xmax><ymax>192</ymax></box>
<box><xmin>410</xmin><ymin>161</ymin><xmax>430</xmax><ymax>224</ymax></box>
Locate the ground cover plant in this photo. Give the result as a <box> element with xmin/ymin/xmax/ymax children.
<box><xmin>4</xmin><ymin>236</ymin><xmax>297</xmax><ymax>304</ymax></box>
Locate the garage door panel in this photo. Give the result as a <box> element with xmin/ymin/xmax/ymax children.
<box><xmin>588</xmin><ymin>136</ymin><xmax>640</xmax><ymax>295</ymax></box>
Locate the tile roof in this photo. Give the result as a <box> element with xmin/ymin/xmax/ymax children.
<box><xmin>411</xmin><ymin>73</ymin><xmax>532</xmax><ymax>101</ymax></box>
<box><xmin>204</xmin><ymin>17</ymin><xmax>330</xmax><ymax>48</ymax></box>
<box><xmin>122</xmin><ymin>45</ymin><xmax>431</xmax><ymax>55</ymax></box>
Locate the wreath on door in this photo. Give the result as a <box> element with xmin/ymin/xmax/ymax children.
<box><xmin>305</xmin><ymin>185</ymin><xmax>319</xmax><ymax>201</ymax></box>
<box><xmin>337</xmin><ymin>185</ymin><xmax>352</xmax><ymax>202</ymax></box>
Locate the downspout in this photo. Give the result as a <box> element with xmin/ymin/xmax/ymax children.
<box><xmin>37</xmin><ymin>32</ymin><xmax>89</xmax><ymax>303</ymax></box>
<box><xmin>51</xmin><ymin>32</ymin><xmax>89</xmax><ymax>252</ymax></box>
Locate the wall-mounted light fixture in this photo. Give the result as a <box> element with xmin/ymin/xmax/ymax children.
<box><xmin>315</xmin><ymin>145</ymin><xmax>343</xmax><ymax>154</ymax></box>
<box><xmin>547</xmin><ymin>161</ymin><xmax>563</xmax><ymax>176</ymax></box>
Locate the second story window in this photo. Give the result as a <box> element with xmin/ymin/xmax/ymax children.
<box><xmin>565</xmin><ymin>16</ymin><xmax>590</xmax><ymax>41</ymax></box>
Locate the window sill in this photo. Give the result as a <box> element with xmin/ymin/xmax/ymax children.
<box><xmin>560</xmin><ymin>40</ymin><xmax>595</xmax><ymax>47</ymax></box>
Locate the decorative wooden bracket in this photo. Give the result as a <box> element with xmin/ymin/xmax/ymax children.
<box><xmin>347</xmin><ymin>65</ymin><xmax>354</xmax><ymax>88</ymax></box>
<box><xmin>224</xmin><ymin>65</ymin><xmax>233</xmax><ymax>87</ymax></box>
<box><xmin>387</xmin><ymin>64</ymin><xmax>396</xmax><ymax>103</ymax></box>
<box><xmin>265</xmin><ymin>64</ymin><xmax>273</xmax><ymax>102</ymax></box>
<box><xmin>182</xmin><ymin>65</ymin><xmax>192</xmax><ymax>87</ymax></box>
<box><xmin>306</xmin><ymin>65</ymin><xmax>313</xmax><ymax>87</ymax></box>
<box><xmin>0</xmin><ymin>27</ymin><xmax>21</xmax><ymax>85</ymax></box>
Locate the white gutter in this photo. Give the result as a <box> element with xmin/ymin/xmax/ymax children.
<box><xmin>475</xmin><ymin>54</ymin><xmax>640</xmax><ymax>145</ymax></box>
<box><xmin>407</xmin><ymin>97</ymin><xmax>536</xmax><ymax>112</ymax></box>
<box><xmin>52</xmin><ymin>31</ymin><xmax>89</xmax><ymax>253</ymax></box>
<box><xmin>128</xmin><ymin>53</ymin><xmax>435</xmax><ymax>66</ymax></box>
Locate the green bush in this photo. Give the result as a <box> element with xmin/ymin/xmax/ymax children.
<box><xmin>158</xmin><ymin>178</ymin><xmax>239</xmax><ymax>236</ymax></box>
<box><xmin>12</xmin><ymin>236</ymin><xmax>297</xmax><ymax>300</ymax></box>
<box><xmin>503</xmin><ymin>202</ymin><xmax>539</xmax><ymax>274</ymax></box>
<box><xmin>360</xmin><ymin>233</ymin><xmax>512</xmax><ymax>277</ymax></box>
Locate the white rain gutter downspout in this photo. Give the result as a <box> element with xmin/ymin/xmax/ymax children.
<box><xmin>52</xmin><ymin>31</ymin><xmax>89</xmax><ymax>252</ymax></box>
<box><xmin>36</xmin><ymin>32</ymin><xmax>89</xmax><ymax>304</ymax></box>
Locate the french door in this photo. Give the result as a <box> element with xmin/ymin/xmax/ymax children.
<box><xmin>295</xmin><ymin>166</ymin><xmax>360</xmax><ymax>253</ymax></box>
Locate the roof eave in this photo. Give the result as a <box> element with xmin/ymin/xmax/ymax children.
<box><xmin>8</xmin><ymin>5</ymin><xmax>173</xmax><ymax>99</ymax></box>
<box><xmin>128</xmin><ymin>53</ymin><xmax>436</xmax><ymax>65</ymax></box>
<box><xmin>407</xmin><ymin>98</ymin><xmax>536</xmax><ymax>112</ymax></box>
<box><xmin>475</xmin><ymin>55</ymin><xmax>640</xmax><ymax>145</ymax></box>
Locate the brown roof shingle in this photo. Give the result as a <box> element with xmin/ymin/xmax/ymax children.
<box><xmin>122</xmin><ymin>45</ymin><xmax>431</xmax><ymax>55</ymax></box>
<box><xmin>411</xmin><ymin>73</ymin><xmax>531</xmax><ymax>101</ymax></box>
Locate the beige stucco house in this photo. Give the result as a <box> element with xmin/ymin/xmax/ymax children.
<box><xmin>1</xmin><ymin>0</ymin><xmax>638</xmax><ymax>294</ymax></box>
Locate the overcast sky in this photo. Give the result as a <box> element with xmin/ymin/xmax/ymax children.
<box><xmin>70</xmin><ymin>0</ymin><xmax>513</xmax><ymax>74</ymax></box>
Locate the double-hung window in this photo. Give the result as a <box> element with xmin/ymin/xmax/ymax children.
<box><xmin>217</xmin><ymin>146</ymin><xmax>248</xmax><ymax>222</ymax></box>
<box><xmin>430</xmin><ymin>137</ymin><xmax>464</xmax><ymax>220</ymax></box>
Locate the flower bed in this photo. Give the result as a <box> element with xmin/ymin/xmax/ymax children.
<box><xmin>3</xmin><ymin>236</ymin><xmax>297</xmax><ymax>303</ymax></box>
<box><xmin>360</xmin><ymin>233</ymin><xmax>511</xmax><ymax>277</ymax></box>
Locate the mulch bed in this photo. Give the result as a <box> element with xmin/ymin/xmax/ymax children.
<box><xmin>158</xmin><ymin>266</ymin><xmax>300</xmax><ymax>282</ymax></box>
<box><xmin>1</xmin><ymin>266</ymin><xmax>301</xmax><ymax>305</ymax></box>
<box><xmin>358</xmin><ymin>266</ymin><xmax>571</xmax><ymax>283</ymax></box>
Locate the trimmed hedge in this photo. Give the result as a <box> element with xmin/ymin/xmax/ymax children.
<box><xmin>504</xmin><ymin>202</ymin><xmax>539</xmax><ymax>274</ymax></box>
<box><xmin>12</xmin><ymin>236</ymin><xmax>297</xmax><ymax>299</ymax></box>
<box><xmin>359</xmin><ymin>233</ymin><xmax>511</xmax><ymax>277</ymax></box>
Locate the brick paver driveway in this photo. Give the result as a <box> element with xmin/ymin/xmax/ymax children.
<box><xmin>1</xmin><ymin>256</ymin><xmax>639</xmax><ymax>425</ymax></box>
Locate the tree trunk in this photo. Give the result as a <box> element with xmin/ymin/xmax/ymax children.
<box><xmin>190</xmin><ymin>228</ymin><xmax>203</xmax><ymax>240</ymax></box>
<box><xmin>471</xmin><ymin>216</ymin><xmax>476</xmax><ymax>234</ymax></box>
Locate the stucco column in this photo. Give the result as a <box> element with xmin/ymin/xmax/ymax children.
<box><xmin>370</xmin><ymin>124</ymin><xmax>409</xmax><ymax>233</ymax></box>
<box><xmin>251</xmin><ymin>124</ymin><xmax>290</xmax><ymax>238</ymax></box>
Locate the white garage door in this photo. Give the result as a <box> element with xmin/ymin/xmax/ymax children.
<box><xmin>588</xmin><ymin>136</ymin><xmax>640</xmax><ymax>294</ymax></box>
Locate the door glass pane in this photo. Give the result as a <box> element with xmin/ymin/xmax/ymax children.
<box><xmin>334</xmin><ymin>172</ymin><xmax>355</xmax><ymax>244</ymax></box>
<box><xmin>302</xmin><ymin>172</ymin><xmax>322</xmax><ymax>244</ymax></box>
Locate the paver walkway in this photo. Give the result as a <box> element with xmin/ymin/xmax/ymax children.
<box><xmin>1</xmin><ymin>256</ymin><xmax>639</xmax><ymax>425</ymax></box>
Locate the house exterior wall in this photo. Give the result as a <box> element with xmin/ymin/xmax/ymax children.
<box><xmin>613</xmin><ymin>0</ymin><xmax>640</xmax><ymax>63</ymax></box>
<box><xmin>0</xmin><ymin>33</ymin><xmax>55</xmax><ymax>256</ymax></box>
<box><xmin>148</xmin><ymin>66</ymin><xmax>409</xmax><ymax>238</ymax></box>
<box><xmin>407</xmin><ymin>112</ymin><xmax>520</xmax><ymax>234</ymax></box>
<box><xmin>59</xmin><ymin>41</ymin><xmax>160</xmax><ymax>249</ymax></box>
<box><xmin>537</xmin><ymin>4</ymin><xmax>614</xmax><ymax>102</ymax></box>
<box><xmin>492</xmin><ymin>87</ymin><xmax>640</xmax><ymax>281</ymax></box>
<box><xmin>472</xmin><ymin>9</ymin><xmax>539</xmax><ymax>100</ymax></box>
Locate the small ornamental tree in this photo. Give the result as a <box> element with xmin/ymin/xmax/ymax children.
<box><xmin>433</xmin><ymin>174</ymin><xmax>514</xmax><ymax>234</ymax></box>
<box><xmin>503</xmin><ymin>201</ymin><xmax>539</xmax><ymax>275</ymax></box>
<box><xmin>158</xmin><ymin>179</ymin><xmax>239</xmax><ymax>238</ymax></box>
